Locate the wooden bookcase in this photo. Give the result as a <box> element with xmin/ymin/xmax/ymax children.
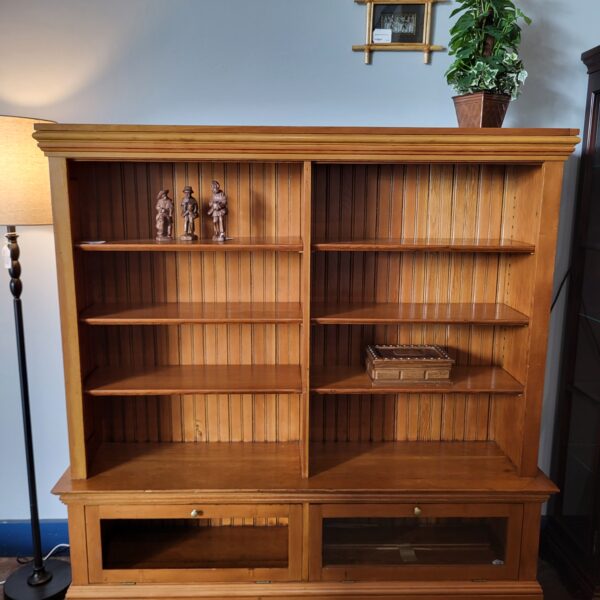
<box><xmin>36</xmin><ymin>125</ymin><xmax>578</xmax><ymax>600</ymax></box>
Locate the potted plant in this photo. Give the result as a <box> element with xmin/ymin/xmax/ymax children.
<box><xmin>445</xmin><ymin>0</ymin><xmax>531</xmax><ymax>127</ymax></box>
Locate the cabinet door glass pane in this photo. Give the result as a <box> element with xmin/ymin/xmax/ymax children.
<box><xmin>581</xmin><ymin>250</ymin><xmax>600</xmax><ymax>319</ymax></box>
<box><xmin>586</xmin><ymin>93</ymin><xmax>600</xmax><ymax>238</ymax></box>
<box><xmin>574</xmin><ymin>317</ymin><xmax>600</xmax><ymax>399</ymax></box>
<box><xmin>322</xmin><ymin>517</ymin><xmax>507</xmax><ymax>566</ymax></box>
<box><xmin>101</xmin><ymin>518</ymin><xmax>288</xmax><ymax>570</ymax></box>
<box><xmin>594</xmin><ymin>93</ymin><xmax>600</xmax><ymax>167</ymax></box>
<box><xmin>561</xmin><ymin>390</ymin><xmax>600</xmax><ymax>552</ymax></box>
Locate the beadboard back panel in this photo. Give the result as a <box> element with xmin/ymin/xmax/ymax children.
<box><xmin>311</xmin><ymin>164</ymin><xmax>540</xmax><ymax>245</ymax></box>
<box><xmin>70</xmin><ymin>161</ymin><xmax>303</xmax><ymax>242</ymax></box>
<box><xmin>94</xmin><ymin>394</ymin><xmax>302</xmax><ymax>443</ymax></box>
<box><xmin>310</xmin><ymin>393</ymin><xmax>495</xmax><ymax>443</ymax></box>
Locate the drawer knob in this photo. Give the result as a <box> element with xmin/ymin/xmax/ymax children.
<box><xmin>190</xmin><ymin>509</ymin><xmax>203</xmax><ymax>518</ymax></box>
<box><xmin>413</xmin><ymin>506</ymin><xmax>422</xmax><ymax>516</ymax></box>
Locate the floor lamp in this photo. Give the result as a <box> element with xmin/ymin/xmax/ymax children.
<box><xmin>0</xmin><ymin>116</ymin><xmax>71</xmax><ymax>600</ymax></box>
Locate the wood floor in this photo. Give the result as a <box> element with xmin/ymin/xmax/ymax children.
<box><xmin>0</xmin><ymin>557</ymin><xmax>581</xmax><ymax>599</ymax></box>
<box><xmin>0</xmin><ymin>556</ymin><xmax>70</xmax><ymax>595</ymax></box>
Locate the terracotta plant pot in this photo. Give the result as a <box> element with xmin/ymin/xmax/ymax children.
<box><xmin>452</xmin><ymin>92</ymin><xmax>511</xmax><ymax>128</ymax></box>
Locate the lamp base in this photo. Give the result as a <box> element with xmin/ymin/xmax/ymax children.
<box><xmin>3</xmin><ymin>559</ymin><xmax>71</xmax><ymax>600</ymax></box>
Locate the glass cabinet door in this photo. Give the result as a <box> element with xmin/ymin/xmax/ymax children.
<box><xmin>86</xmin><ymin>504</ymin><xmax>302</xmax><ymax>583</ymax></box>
<box><xmin>310</xmin><ymin>504</ymin><xmax>523</xmax><ymax>581</ymax></box>
<box><xmin>557</xmin><ymin>87</ymin><xmax>600</xmax><ymax>561</ymax></box>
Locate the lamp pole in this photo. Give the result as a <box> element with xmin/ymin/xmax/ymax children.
<box><xmin>3</xmin><ymin>226</ymin><xmax>71</xmax><ymax>600</ymax></box>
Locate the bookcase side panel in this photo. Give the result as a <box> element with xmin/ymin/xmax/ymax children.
<box><xmin>49</xmin><ymin>157</ymin><xmax>89</xmax><ymax>478</ymax></box>
<box><xmin>519</xmin><ymin>162</ymin><xmax>565</xmax><ymax>476</ymax></box>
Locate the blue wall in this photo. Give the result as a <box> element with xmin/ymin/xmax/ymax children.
<box><xmin>0</xmin><ymin>0</ymin><xmax>598</xmax><ymax>527</ymax></box>
<box><xmin>0</xmin><ymin>521</ymin><xmax>68</xmax><ymax>557</ymax></box>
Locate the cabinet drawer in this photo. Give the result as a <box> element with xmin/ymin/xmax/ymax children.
<box><xmin>86</xmin><ymin>503</ymin><xmax>302</xmax><ymax>583</ymax></box>
<box><xmin>309</xmin><ymin>503</ymin><xmax>523</xmax><ymax>581</ymax></box>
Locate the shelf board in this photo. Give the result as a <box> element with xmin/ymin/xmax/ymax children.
<box><xmin>311</xmin><ymin>303</ymin><xmax>529</xmax><ymax>325</ymax></box>
<box><xmin>310</xmin><ymin>365</ymin><xmax>523</xmax><ymax>395</ymax></box>
<box><xmin>312</xmin><ymin>238</ymin><xmax>534</xmax><ymax>253</ymax></box>
<box><xmin>85</xmin><ymin>365</ymin><xmax>302</xmax><ymax>396</ymax></box>
<box><xmin>308</xmin><ymin>442</ymin><xmax>556</xmax><ymax>495</ymax></box>
<box><xmin>65</xmin><ymin>442</ymin><xmax>302</xmax><ymax>494</ymax></box>
<box><xmin>54</xmin><ymin>441</ymin><xmax>556</xmax><ymax>497</ymax></box>
<box><xmin>80</xmin><ymin>302</ymin><xmax>303</xmax><ymax>325</ymax></box>
<box><xmin>76</xmin><ymin>237</ymin><xmax>304</xmax><ymax>252</ymax></box>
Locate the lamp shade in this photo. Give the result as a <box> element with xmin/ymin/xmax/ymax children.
<box><xmin>0</xmin><ymin>116</ymin><xmax>54</xmax><ymax>225</ymax></box>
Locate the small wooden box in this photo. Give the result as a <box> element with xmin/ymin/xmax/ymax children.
<box><xmin>365</xmin><ymin>344</ymin><xmax>454</xmax><ymax>384</ymax></box>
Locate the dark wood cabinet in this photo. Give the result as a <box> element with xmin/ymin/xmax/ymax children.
<box><xmin>545</xmin><ymin>45</ymin><xmax>600</xmax><ymax>599</ymax></box>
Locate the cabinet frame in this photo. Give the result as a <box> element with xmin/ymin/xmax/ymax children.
<box><xmin>38</xmin><ymin>125</ymin><xmax>579</xmax><ymax>599</ymax></box>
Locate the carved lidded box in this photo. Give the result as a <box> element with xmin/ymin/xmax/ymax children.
<box><xmin>365</xmin><ymin>344</ymin><xmax>454</xmax><ymax>384</ymax></box>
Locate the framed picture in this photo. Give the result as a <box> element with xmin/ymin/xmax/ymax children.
<box><xmin>373</xmin><ymin>4</ymin><xmax>425</xmax><ymax>44</ymax></box>
<box><xmin>353</xmin><ymin>0</ymin><xmax>444</xmax><ymax>64</ymax></box>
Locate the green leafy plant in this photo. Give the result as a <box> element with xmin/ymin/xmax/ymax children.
<box><xmin>445</xmin><ymin>0</ymin><xmax>531</xmax><ymax>100</ymax></box>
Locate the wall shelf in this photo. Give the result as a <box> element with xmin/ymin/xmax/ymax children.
<box><xmin>310</xmin><ymin>365</ymin><xmax>524</xmax><ymax>395</ymax></box>
<box><xmin>80</xmin><ymin>302</ymin><xmax>303</xmax><ymax>325</ymax></box>
<box><xmin>85</xmin><ymin>365</ymin><xmax>303</xmax><ymax>396</ymax></box>
<box><xmin>311</xmin><ymin>303</ymin><xmax>529</xmax><ymax>325</ymax></box>
<box><xmin>311</xmin><ymin>238</ymin><xmax>535</xmax><ymax>253</ymax></box>
<box><xmin>76</xmin><ymin>237</ymin><xmax>304</xmax><ymax>252</ymax></box>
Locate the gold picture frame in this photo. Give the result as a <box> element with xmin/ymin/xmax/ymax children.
<box><xmin>353</xmin><ymin>0</ymin><xmax>444</xmax><ymax>64</ymax></box>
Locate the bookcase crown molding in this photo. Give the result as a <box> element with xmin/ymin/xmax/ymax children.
<box><xmin>34</xmin><ymin>124</ymin><xmax>580</xmax><ymax>162</ymax></box>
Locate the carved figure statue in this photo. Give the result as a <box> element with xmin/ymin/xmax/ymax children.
<box><xmin>180</xmin><ymin>186</ymin><xmax>199</xmax><ymax>241</ymax></box>
<box><xmin>155</xmin><ymin>190</ymin><xmax>174</xmax><ymax>241</ymax></box>
<box><xmin>208</xmin><ymin>180</ymin><xmax>228</xmax><ymax>242</ymax></box>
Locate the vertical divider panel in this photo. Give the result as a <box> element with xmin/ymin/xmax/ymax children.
<box><xmin>301</xmin><ymin>161</ymin><xmax>312</xmax><ymax>478</ymax></box>
<box><xmin>67</xmin><ymin>503</ymin><xmax>89</xmax><ymax>584</ymax></box>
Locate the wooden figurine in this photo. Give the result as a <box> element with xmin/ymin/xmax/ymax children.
<box><xmin>180</xmin><ymin>185</ymin><xmax>199</xmax><ymax>241</ymax></box>
<box><xmin>208</xmin><ymin>180</ymin><xmax>228</xmax><ymax>241</ymax></box>
<box><xmin>155</xmin><ymin>189</ymin><xmax>174</xmax><ymax>241</ymax></box>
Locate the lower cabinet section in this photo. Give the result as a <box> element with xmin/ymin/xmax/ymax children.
<box><xmin>82</xmin><ymin>501</ymin><xmax>526</xmax><ymax>586</ymax></box>
<box><xmin>309</xmin><ymin>503</ymin><xmax>523</xmax><ymax>581</ymax></box>
<box><xmin>85</xmin><ymin>503</ymin><xmax>303</xmax><ymax>583</ymax></box>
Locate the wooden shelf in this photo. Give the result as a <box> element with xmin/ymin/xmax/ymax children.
<box><xmin>76</xmin><ymin>237</ymin><xmax>304</xmax><ymax>252</ymax></box>
<box><xmin>311</xmin><ymin>303</ymin><xmax>529</xmax><ymax>325</ymax></box>
<box><xmin>80</xmin><ymin>302</ymin><xmax>303</xmax><ymax>325</ymax></box>
<box><xmin>80</xmin><ymin>301</ymin><xmax>529</xmax><ymax>326</ymax></box>
<box><xmin>308</xmin><ymin>442</ymin><xmax>556</xmax><ymax>495</ymax></box>
<box><xmin>73</xmin><ymin>442</ymin><xmax>303</xmax><ymax>493</ymax></box>
<box><xmin>310</xmin><ymin>365</ymin><xmax>523</xmax><ymax>395</ymax></box>
<box><xmin>85</xmin><ymin>365</ymin><xmax>302</xmax><ymax>396</ymax></box>
<box><xmin>312</xmin><ymin>238</ymin><xmax>534</xmax><ymax>253</ymax></box>
<box><xmin>53</xmin><ymin>441</ymin><xmax>555</xmax><ymax>497</ymax></box>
